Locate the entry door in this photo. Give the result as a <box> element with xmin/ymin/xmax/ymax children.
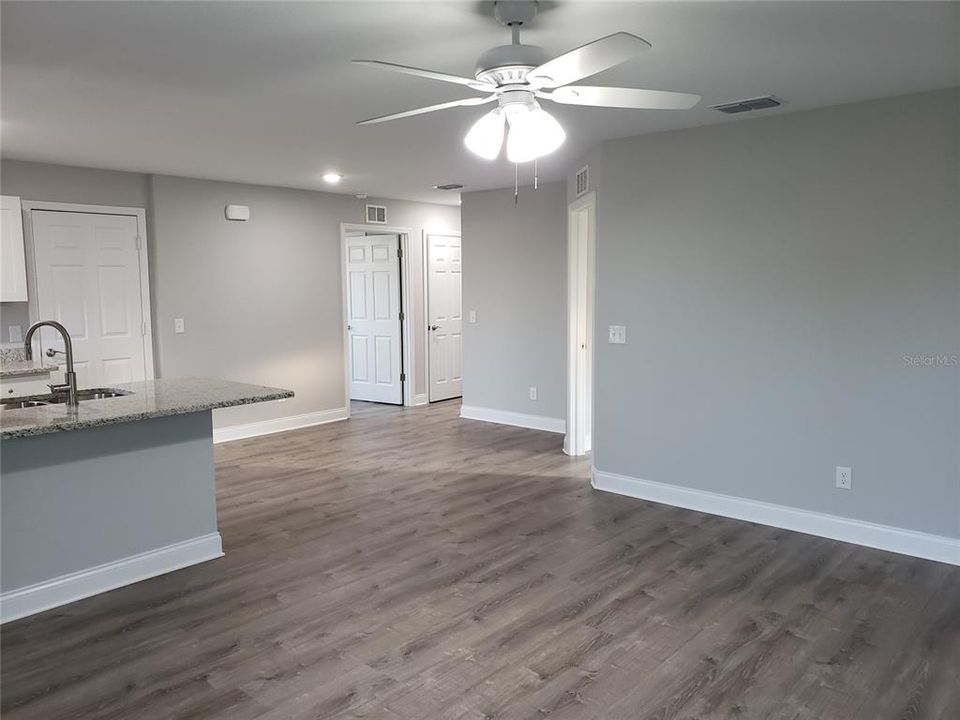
<box><xmin>31</xmin><ymin>210</ymin><xmax>151</xmax><ymax>388</ymax></box>
<box><xmin>427</xmin><ymin>234</ymin><xmax>462</xmax><ymax>402</ymax></box>
<box><xmin>346</xmin><ymin>234</ymin><xmax>403</xmax><ymax>404</ymax></box>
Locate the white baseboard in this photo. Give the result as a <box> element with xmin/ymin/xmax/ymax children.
<box><xmin>592</xmin><ymin>470</ymin><xmax>959</xmax><ymax>567</ymax></box>
<box><xmin>213</xmin><ymin>407</ymin><xmax>348</xmax><ymax>444</ymax></box>
<box><xmin>413</xmin><ymin>393</ymin><xmax>429</xmax><ymax>406</ymax></box>
<box><xmin>460</xmin><ymin>405</ymin><xmax>566</xmax><ymax>434</ymax></box>
<box><xmin>1</xmin><ymin>533</ymin><xmax>223</xmax><ymax>623</ymax></box>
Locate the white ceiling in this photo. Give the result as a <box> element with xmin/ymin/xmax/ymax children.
<box><xmin>2</xmin><ymin>1</ymin><xmax>957</xmax><ymax>205</ymax></box>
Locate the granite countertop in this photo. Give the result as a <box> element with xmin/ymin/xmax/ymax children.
<box><xmin>0</xmin><ymin>359</ymin><xmax>58</xmax><ymax>379</ymax></box>
<box><xmin>1</xmin><ymin>377</ymin><xmax>294</xmax><ymax>439</ymax></box>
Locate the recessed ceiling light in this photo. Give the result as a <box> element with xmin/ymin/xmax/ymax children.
<box><xmin>322</xmin><ymin>172</ymin><xmax>343</xmax><ymax>184</ymax></box>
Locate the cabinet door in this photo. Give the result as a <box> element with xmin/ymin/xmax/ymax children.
<box><xmin>0</xmin><ymin>196</ymin><xmax>28</xmax><ymax>302</ymax></box>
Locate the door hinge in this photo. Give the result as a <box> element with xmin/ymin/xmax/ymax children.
<box><xmin>400</xmin><ymin>372</ymin><xmax>406</xmax><ymax>382</ymax></box>
<box><xmin>141</xmin><ymin>321</ymin><xmax>147</xmax><ymax>336</ymax></box>
<box><xmin>399</xmin><ymin>310</ymin><xmax>404</xmax><ymax>320</ymax></box>
<box><xmin>136</xmin><ymin>235</ymin><xmax>142</xmax><ymax>251</ymax></box>
<box><xmin>397</xmin><ymin>247</ymin><xmax>403</xmax><ymax>259</ymax></box>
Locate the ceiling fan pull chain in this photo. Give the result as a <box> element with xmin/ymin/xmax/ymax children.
<box><xmin>514</xmin><ymin>163</ymin><xmax>519</xmax><ymax>205</ymax></box>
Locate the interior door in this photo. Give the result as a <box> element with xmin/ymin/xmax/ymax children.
<box><xmin>31</xmin><ymin>210</ymin><xmax>149</xmax><ymax>388</ymax></box>
<box><xmin>427</xmin><ymin>234</ymin><xmax>462</xmax><ymax>402</ymax></box>
<box><xmin>346</xmin><ymin>234</ymin><xmax>403</xmax><ymax>404</ymax></box>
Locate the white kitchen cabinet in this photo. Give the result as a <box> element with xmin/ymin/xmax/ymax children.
<box><xmin>1</xmin><ymin>195</ymin><xmax>28</xmax><ymax>302</ymax></box>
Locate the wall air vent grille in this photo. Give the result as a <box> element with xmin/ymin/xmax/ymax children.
<box><xmin>433</xmin><ymin>183</ymin><xmax>464</xmax><ymax>191</ymax></box>
<box><xmin>365</xmin><ymin>204</ymin><xmax>387</xmax><ymax>224</ymax></box>
<box><xmin>713</xmin><ymin>95</ymin><xmax>784</xmax><ymax>115</ymax></box>
<box><xmin>575</xmin><ymin>166</ymin><xmax>589</xmax><ymax>197</ymax></box>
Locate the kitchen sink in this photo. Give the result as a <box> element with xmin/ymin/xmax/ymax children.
<box><xmin>0</xmin><ymin>388</ymin><xmax>133</xmax><ymax>409</ymax></box>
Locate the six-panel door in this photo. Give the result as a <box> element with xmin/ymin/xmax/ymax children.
<box><xmin>31</xmin><ymin>210</ymin><xmax>149</xmax><ymax>387</ymax></box>
<box><xmin>427</xmin><ymin>234</ymin><xmax>463</xmax><ymax>402</ymax></box>
<box><xmin>346</xmin><ymin>234</ymin><xmax>403</xmax><ymax>404</ymax></box>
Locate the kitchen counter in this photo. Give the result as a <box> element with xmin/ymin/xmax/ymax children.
<box><xmin>1</xmin><ymin>375</ymin><xmax>294</xmax><ymax>622</ymax></box>
<box><xmin>0</xmin><ymin>359</ymin><xmax>58</xmax><ymax>379</ymax></box>
<box><xmin>0</xmin><ymin>376</ymin><xmax>293</xmax><ymax>439</ymax></box>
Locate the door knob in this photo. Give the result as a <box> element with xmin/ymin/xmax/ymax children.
<box><xmin>347</xmin><ymin>324</ymin><xmax>353</xmax><ymax>331</ymax></box>
<box><xmin>429</xmin><ymin>325</ymin><xmax>440</xmax><ymax>331</ymax></box>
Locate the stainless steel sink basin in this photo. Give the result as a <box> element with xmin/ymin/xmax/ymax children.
<box><xmin>2</xmin><ymin>399</ymin><xmax>51</xmax><ymax>409</ymax></box>
<box><xmin>1</xmin><ymin>387</ymin><xmax>133</xmax><ymax>409</ymax></box>
<box><xmin>73</xmin><ymin>388</ymin><xmax>133</xmax><ymax>402</ymax></box>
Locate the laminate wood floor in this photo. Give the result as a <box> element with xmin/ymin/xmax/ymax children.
<box><xmin>2</xmin><ymin>400</ymin><xmax>958</xmax><ymax>719</ymax></box>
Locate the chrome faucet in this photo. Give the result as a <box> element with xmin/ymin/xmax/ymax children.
<box><xmin>24</xmin><ymin>320</ymin><xmax>78</xmax><ymax>407</ymax></box>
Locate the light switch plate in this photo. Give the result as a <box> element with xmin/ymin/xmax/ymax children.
<box><xmin>608</xmin><ymin>325</ymin><xmax>627</xmax><ymax>344</ymax></box>
<box><xmin>528</xmin><ymin>386</ymin><xmax>538</xmax><ymax>401</ymax></box>
<box><xmin>174</xmin><ymin>318</ymin><xmax>185</xmax><ymax>334</ymax></box>
<box><xmin>469</xmin><ymin>310</ymin><xmax>477</xmax><ymax>323</ymax></box>
<box><xmin>8</xmin><ymin>325</ymin><xmax>22</xmax><ymax>343</ymax></box>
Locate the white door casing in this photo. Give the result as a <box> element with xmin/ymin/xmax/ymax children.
<box><xmin>566</xmin><ymin>192</ymin><xmax>595</xmax><ymax>456</ymax></box>
<box><xmin>346</xmin><ymin>234</ymin><xmax>403</xmax><ymax>404</ymax></box>
<box><xmin>30</xmin><ymin>210</ymin><xmax>152</xmax><ymax>388</ymax></box>
<box><xmin>427</xmin><ymin>234</ymin><xmax>463</xmax><ymax>402</ymax></box>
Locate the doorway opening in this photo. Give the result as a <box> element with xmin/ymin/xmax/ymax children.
<box><xmin>340</xmin><ymin>223</ymin><xmax>414</xmax><ymax>411</ymax></box>
<box><xmin>425</xmin><ymin>233</ymin><xmax>463</xmax><ymax>402</ymax></box>
<box><xmin>565</xmin><ymin>192</ymin><xmax>595</xmax><ymax>456</ymax></box>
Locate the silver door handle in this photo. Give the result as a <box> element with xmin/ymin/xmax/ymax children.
<box><xmin>429</xmin><ymin>325</ymin><xmax>440</xmax><ymax>331</ymax></box>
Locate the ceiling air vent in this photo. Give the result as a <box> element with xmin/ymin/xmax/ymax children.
<box><xmin>433</xmin><ymin>183</ymin><xmax>464</xmax><ymax>191</ymax></box>
<box><xmin>365</xmin><ymin>204</ymin><xmax>386</xmax><ymax>224</ymax></box>
<box><xmin>713</xmin><ymin>95</ymin><xmax>784</xmax><ymax>115</ymax></box>
<box><xmin>575</xmin><ymin>166</ymin><xmax>589</xmax><ymax>197</ymax></box>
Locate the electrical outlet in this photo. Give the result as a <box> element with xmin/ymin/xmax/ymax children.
<box><xmin>528</xmin><ymin>386</ymin><xmax>538</xmax><ymax>401</ymax></box>
<box><xmin>608</xmin><ymin>325</ymin><xmax>626</xmax><ymax>344</ymax></box>
<box><xmin>174</xmin><ymin>318</ymin><xmax>185</xmax><ymax>334</ymax></box>
<box><xmin>468</xmin><ymin>310</ymin><xmax>477</xmax><ymax>324</ymax></box>
<box><xmin>8</xmin><ymin>325</ymin><xmax>22</xmax><ymax>343</ymax></box>
<box><xmin>836</xmin><ymin>466</ymin><xmax>852</xmax><ymax>490</ymax></box>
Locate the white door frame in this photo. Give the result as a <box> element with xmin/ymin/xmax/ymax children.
<box><xmin>423</xmin><ymin>231</ymin><xmax>462</xmax><ymax>403</ymax></box>
<box><xmin>340</xmin><ymin>223</ymin><xmax>415</xmax><ymax>414</ymax></box>
<box><xmin>565</xmin><ymin>191</ymin><xmax>596</xmax><ymax>456</ymax></box>
<box><xmin>21</xmin><ymin>200</ymin><xmax>156</xmax><ymax>380</ymax></box>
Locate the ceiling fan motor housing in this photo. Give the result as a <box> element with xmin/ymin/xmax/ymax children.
<box><xmin>493</xmin><ymin>1</ymin><xmax>539</xmax><ymax>28</ymax></box>
<box><xmin>474</xmin><ymin>44</ymin><xmax>551</xmax><ymax>86</ymax></box>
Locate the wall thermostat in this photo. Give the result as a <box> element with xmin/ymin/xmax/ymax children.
<box><xmin>225</xmin><ymin>204</ymin><xmax>250</xmax><ymax>221</ymax></box>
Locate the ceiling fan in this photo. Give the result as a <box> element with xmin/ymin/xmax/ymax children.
<box><xmin>354</xmin><ymin>0</ymin><xmax>700</xmax><ymax>164</ymax></box>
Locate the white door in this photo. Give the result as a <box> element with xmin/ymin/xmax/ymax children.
<box><xmin>31</xmin><ymin>210</ymin><xmax>151</xmax><ymax>388</ymax></box>
<box><xmin>427</xmin><ymin>234</ymin><xmax>462</xmax><ymax>402</ymax></box>
<box><xmin>346</xmin><ymin>234</ymin><xmax>403</xmax><ymax>404</ymax></box>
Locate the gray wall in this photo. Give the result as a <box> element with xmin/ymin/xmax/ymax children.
<box><xmin>461</xmin><ymin>182</ymin><xmax>568</xmax><ymax>421</ymax></box>
<box><xmin>149</xmin><ymin>174</ymin><xmax>458</xmax><ymax>426</ymax></box>
<box><xmin>0</xmin><ymin>160</ymin><xmax>459</xmax><ymax>428</ymax></box>
<box><xmin>584</xmin><ymin>87</ymin><xmax>959</xmax><ymax>538</ymax></box>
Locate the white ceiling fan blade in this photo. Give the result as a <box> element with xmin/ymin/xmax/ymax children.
<box><xmin>547</xmin><ymin>86</ymin><xmax>701</xmax><ymax>110</ymax></box>
<box><xmin>354</xmin><ymin>60</ymin><xmax>494</xmax><ymax>91</ymax></box>
<box><xmin>357</xmin><ymin>95</ymin><xmax>496</xmax><ymax>126</ymax></box>
<box><xmin>526</xmin><ymin>32</ymin><xmax>652</xmax><ymax>89</ymax></box>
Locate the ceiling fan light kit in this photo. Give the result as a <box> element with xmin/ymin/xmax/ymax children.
<box><xmin>464</xmin><ymin>107</ymin><xmax>506</xmax><ymax>160</ymax></box>
<box><xmin>356</xmin><ymin>0</ymin><xmax>701</xmax><ymax>167</ymax></box>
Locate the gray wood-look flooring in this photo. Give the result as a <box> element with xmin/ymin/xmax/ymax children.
<box><xmin>2</xmin><ymin>399</ymin><xmax>958</xmax><ymax>719</ymax></box>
